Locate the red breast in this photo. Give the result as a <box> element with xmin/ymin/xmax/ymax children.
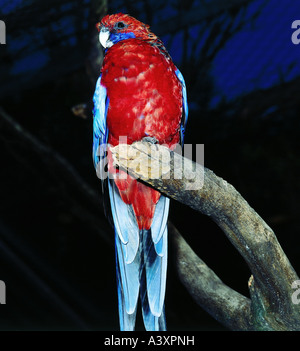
<box><xmin>102</xmin><ymin>38</ymin><xmax>182</xmax><ymax>229</ymax></box>
<box><xmin>101</xmin><ymin>39</ymin><xmax>182</xmax><ymax>147</ymax></box>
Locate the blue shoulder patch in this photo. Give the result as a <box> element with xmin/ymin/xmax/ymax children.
<box><xmin>175</xmin><ymin>68</ymin><xmax>188</xmax><ymax>145</ymax></box>
<box><xmin>92</xmin><ymin>75</ymin><xmax>109</xmax><ymax>169</ymax></box>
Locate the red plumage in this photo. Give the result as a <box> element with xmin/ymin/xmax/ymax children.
<box><xmin>99</xmin><ymin>14</ymin><xmax>183</xmax><ymax>229</ymax></box>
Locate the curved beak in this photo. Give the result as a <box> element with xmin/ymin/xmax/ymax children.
<box><xmin>99</xmin><ymin>27</ymin><xmax>111</xmax><ymax>48</ymax></box>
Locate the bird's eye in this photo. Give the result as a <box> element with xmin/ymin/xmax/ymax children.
<box><xmin>115</xmin><ymin>21</ymin><xmax>125</xmax><ymax>29</ymax></box>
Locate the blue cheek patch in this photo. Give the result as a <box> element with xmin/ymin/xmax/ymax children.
<box><xmin>110</xmin><ymin>31</ymin><xmax>136</xmax><ymax>45</ymax></box>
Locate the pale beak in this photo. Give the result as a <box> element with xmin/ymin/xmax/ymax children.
<box><xmin>99</xmin><ymin>27</ymin><xmax>112</xmax><ymax>48</ymax></box>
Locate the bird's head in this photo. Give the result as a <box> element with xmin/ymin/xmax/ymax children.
<box><xmin>96</xmin><ymin>13</ymin><xmax>157</xmax><ymax>49</ymax></box>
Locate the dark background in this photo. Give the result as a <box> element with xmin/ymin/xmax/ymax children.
<box><xmin>0</xmin><ymin>0</ymin><xmax>299</xmax><ymax>330</ymax></box>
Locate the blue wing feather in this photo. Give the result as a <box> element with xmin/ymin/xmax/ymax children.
<box><xmin>175</xmin><ymin>68</ymin><xmax>188</xmax><ymax>145</ymax></box>
<box><xmin>92</xmin><ymin>75</ymin><xmax>109</xmax><ymax>170</ymax></box>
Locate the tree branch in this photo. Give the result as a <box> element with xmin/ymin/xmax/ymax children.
<box><xmin>110</xmin><ymin>141</ymin><xmax>300</xmax><ymax>330</ymax></box>
<box><xmin>169</xmin><ymin>222</ymin><xmax>253</xmax><ymax>330</ymax></box>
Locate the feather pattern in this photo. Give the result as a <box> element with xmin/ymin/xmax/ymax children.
<box><xmin>150</xmin><ymin>196</ymin><xmax>169</xmax><ymax>250</ymax></box>
<box><xmin>114</xmin><ymin>228</ymin><xmax>140</xmax><ymax>315</ymax></box>
<box><xmin>140</xmin><ymin>249</ymin><xmax>167</xmax><ymax>331</ymax></box>
<box><xmin>92</xmin><ymin>75</ymin><xmax>110</xmax><ymax>204</ymax></box>
<box><xmin>111</xmin><ymin>181</ymin><xmax>140</xmax><ymax>317</ymax></box>
<box><xmin>110</xmin><ymin>181</ymin><xmax>168</xmax><ymax>330</ymax></box>
<box><xmin>143</xmin><ymin>226</ymin><xmax>167</xmax><ymax>317</ymax></box>
<box><xmin>115</xmin><ymin>235</ymin><xmax>138</xmax><ymax>331</ymax></box>
<box><xmin>108</xmin><ymin>180</ymin><xmax>139</xmax><ymax>261</ymax></box>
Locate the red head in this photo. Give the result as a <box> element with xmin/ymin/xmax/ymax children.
<box><xmin>96</xmin><ymin>13</ymin><xmax>157</xmax><ymax>48</ymax></box>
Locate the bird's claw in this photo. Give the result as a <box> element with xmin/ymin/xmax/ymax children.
<box><xmin>142</xmin><ymin>136</ymin><xmax>159</xmax><ymax>144</ymax></box>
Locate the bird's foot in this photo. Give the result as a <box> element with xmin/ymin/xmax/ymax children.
<box><xmin>142</xmin><ymin>136</ymin><xmax>159</xmax><ymax>144</ymax></box>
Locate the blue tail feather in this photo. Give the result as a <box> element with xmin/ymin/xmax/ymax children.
<box><xmin>151</xmin><ymin>196</ymin><xmax>170</xmax><ymax>245</ymax></box>
<box><xmin>108</xmin><ymin>180</ymin><xmax>139</xmax><ymax>262</ymax></box>
<box><xmin>109</xmin><ymin>180</ymin><xmax>169</xmax><ymax>331</ymax></box>
<box><xmin>140</xmin><ymin>257</ymin><xmax>167</xmax><ymax>331</ymax></box>
<box><xmin>115</xmin><ymin>233</ymin><xmax>139</xmax><ymax>330</ymax></box>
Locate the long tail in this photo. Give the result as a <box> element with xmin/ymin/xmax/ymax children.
<box><xmin>108</xmin><ymin>179</ymin><xmax>169</xmax><ymax>331</ymax></box>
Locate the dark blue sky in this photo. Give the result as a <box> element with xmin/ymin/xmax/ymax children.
<box><xmin>109</xmin><ymin>0</ymin><xmax>300</xmax><ymax>105</ymax></box>
<box><xmin>1</xmin><ymin>0</ymin><xmax>300</xmax><ymax>106</ymax></box>
<box><xmin>212</xmin><ymin>0</ymin><xmax>300</xmax><ymax>102</ymax></box>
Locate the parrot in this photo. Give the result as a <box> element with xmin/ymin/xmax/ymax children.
<box><xmin>92</xmin><ymin>13</ymin><xmax>188</xmax><ymax>331</ymax></box>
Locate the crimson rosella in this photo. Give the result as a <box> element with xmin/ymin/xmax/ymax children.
<box><xmin>92</xmin><ymin>13</ymin><xmax>188</xmax><ymax>331</ymax></box>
